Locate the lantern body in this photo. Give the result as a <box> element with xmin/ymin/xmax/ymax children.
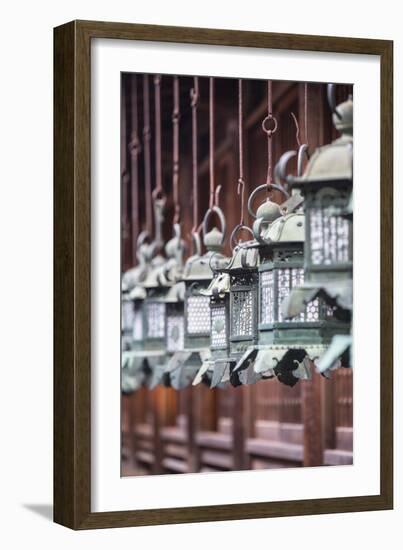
<box><xmin>121</xmin><ymin>292</ymin><xmax>135</xmax><ymax>351</ymax></box>
<box><xmin>272</xmin><ymin>97</ymin><xmax>354</xmax><ymax>377</ymax></box>
<box><xmin>221</xmin><ymin>244</ymin><xmax>259</xmax><ymax>363</ymax></box>
<box><xmin>258</xmin><ymin>222</ymin><xmax>349</xmax><ymax>349</ymax></box>
<box><xmin>303</xmin><ymin>183</ymin><xmax>352</xmax><ymax>284</ymax></box>
<box><xmin>210</xmin><ymin>293</ymin><xmax>229</xmax><ymax>355</ymax></box>
<box><xmin>291</xmin><ymin>96</ymin><xmax>353</xmax><ymax>286</ymax></box>
<box><xmin>163</xmin><ymin>280</ymin><xmax>186</xmax><ymax>354</ymax></box>
<box><xmin>199</xmin><ymin>272</ymin><xmax>233</xmax><ymax>387</ymax></box>
<box><xmin>141</xmin><ymin>254</ymin><xmax>168</xmax><ymax>353</ymax></box>
<box><xmin>167</xmin><ymin>226</ymin><xmax>226</xmax><ymax>389</ymax></box>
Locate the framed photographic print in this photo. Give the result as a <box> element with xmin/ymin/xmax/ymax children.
<box><xmin>54</xmin><ymin>20</ymin><xmax>393</xmax><ymax>529</ymax></box>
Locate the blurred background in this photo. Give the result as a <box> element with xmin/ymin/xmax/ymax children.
<box><xmin>121</xmin><ymin>74</ymin><xmax>353</xmax><ymax>476</ymax></box>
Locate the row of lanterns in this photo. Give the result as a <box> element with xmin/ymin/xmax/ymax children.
<box><xmin>121</xmin><ymin>76</ymin><xmax>353</xmax><ymax>392</ymax></box>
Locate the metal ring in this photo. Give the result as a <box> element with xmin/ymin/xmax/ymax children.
<box><xmin>327</xmin><ymin>83</ymin><xmax>342</xmax><ymax>120</ymax></box>
<box><xmin>191</xmin><ymin>231</ymin><xmax>202</xmax><ymax>257</ymax></box>
<box><xmin>208</xmin><ymin>251</ymin><xmax>231</xmax><ymax>273</ymax></box>
<box><xmin>136</xmin><ymin>230</ymin><xmax>150</xmax><ymax>247</ymax></box>
<box><xmin>152</xmin><ymin>188</ymin><xmax>166</xmax><ymax>202</ymax></box>
<box><xmin>230</xmin><ymin>224</ymin><xmax>254</xmax><ymax>250</ymax></box>
<box><xmin>248</xmin><ymin>184</ymin><xmax>267</xmax><ymax>219</ymax></box>
<box><xmin>275</xmin><ymin>150</ymin><xmax>297</xmax><ymax>187</ymax></box>
<box><xmin>261</xmin><ymin>114</ymin><xmax>278</xmax><ymax>135</ymax></box>
<box><xmin>297</xmin><ymin>144</ymin><xmax>309</xmax><ymax>177</ymax></box>
<box><xmin>202</xmin><ymin>206</ymin><xmax>226</xmax><ymax>244</ymax></box>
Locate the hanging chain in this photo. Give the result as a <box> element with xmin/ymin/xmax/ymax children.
<box><xmin>129</xmin><ymin>74</ymin><xmax>141</xmax><ymax>259</ymax></box>
<box><xmin>261</xmin><ymin>80</ymin><xmax>278</xmax><ymax>191</ymax></box>
<box><xmin>143</xmin><ymin>75</ymin><xmax>152</xmax><ymax>235</ymax></box>
<box><xmin>172</xmin><ymin>76</ymin><xmax>180</xmax><ymax>224</ymax></box>
<box><xmin>304</xmin><ymin>82</ymin><xmax>309</xmax><ymax>145</ymax></box>
<box><xmin>190</xmin><ymin>77</ymin><xmax>199</xmax><ymax>233</ymax></box>
<box><xmin>237</xmin><ymin>79</ymin><xmax>246</xmax><ymax>226</ymax></box>
<box><xmin>290</xmin><ymin>112</ymin><xmax>301</xmax><ymax>147</ymax></box>
<box><xmin>153</xmin><ymin>75</ymin><xmax>163</xmax><ymax>199</ymax></box>
<box><xmin>209</xmin><ymin>77</ymin><xmax>215</xmax><ymax>209</ymax></box>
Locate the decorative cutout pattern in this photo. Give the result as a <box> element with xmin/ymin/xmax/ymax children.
<box><xmin>232</xmin><ymin>290</ymin><xmax>254</xmax><ymax>336</ymax></box>
<box><xmin>132</xmin><ymin>309</ymin><xmax>143</xmax><ymax>341</ymax></box>
<box><xmin>211</xmin><ymin>304</ymin><xmax>227</xmax><ymax>348</ymax></box>
<box><xmin>260</xmin><ymin>271</ymin><xmax>274</xmax><ymax>324</ymax></box>
<box><xmin>310</xmin><ymin>207</ymin><xmax>350</xmax><ymax>265</ymax></box>
<box><xmin>167</xmin><ymin>314</ymin><xmax>184</xmax><ymax>352</ymax></box>
<box><xmin>146</xmin><ymin>302</ymin><xmax>166</xmax><ymax>338</ymax></box>
<box><xmin>187</xmin><ymin>295</ymin><xmax>211</xmax><ymax>334</ymax></box>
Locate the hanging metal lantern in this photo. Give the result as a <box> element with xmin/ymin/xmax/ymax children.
<box><xmin>167</xmin><ymin>207</ymin><xmax>226</xmax><ymax>389</ymax></box>
<box><xmin>199</xmin><ymin>258</ymin><xmax>232</xmax><ymax>388</ymax></box>
<box><xmin>251</xmin><ymin>194</ymin><xmax>350</xmax><ymax>387</ymax></box>
<box><xmin>146</xmin><ymin>225</ymin><xmax>186</xmax><ymax>389</ymax></box>
<box><xmin>289</xmin><ymin>91</ymin><xmax>353</xmax><ymax>285</ymax></box>
<box><xmin>281</xmin><ymin>89</ymin><xmax>354</xmax><ymax>374</ymax></box>
<box><xmin>217</xmin><ymin>233</ymin><xmax>259</xmax><ymax>386</ymax></box>
<box><xmin>121</xmin><ymin>232</ymin><xmax>154</xmax><ymax>393</ymax></box>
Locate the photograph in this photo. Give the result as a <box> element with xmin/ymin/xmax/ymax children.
<box><xmin>120</xmin><ymin>73</ymin><xmax>353</xmax><ymax>477</ymax></box>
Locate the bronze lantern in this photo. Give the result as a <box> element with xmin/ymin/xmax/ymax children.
<box><xmin>282</xmin><ymin>91</ymin><xmax>354</xmax><ymax>374</ymax></box>
<box><xmin>167</xmin><ymin>207</ymin><xmax>227</xmax><ymax>389</ymax></box>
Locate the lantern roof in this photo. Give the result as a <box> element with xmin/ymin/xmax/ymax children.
<box><xmin>182</xmin><ymin>226</ymin><xmax>227</xmax><ymax>282</ymax></box>
<box><xmin>162</xmin><ymin>281</ymin><xmax>185</xmax><ymax>303</ymax></box>
<box><xmin>291</xmin><ymin>96</ymin><xmax>353</xmax><ymax>186</ymax></box>
<box><xmin>261</xmin><ymin>211</ymin><xmax>305</xmax><ymax>245</ymax></box>
<box><xmin>121</xmin><ymin>264</ymin><xmax>147</xmax><ymax>292</ymax></box>
<box><xmin>281</xmin><ymin>278</ymin><xmax>353</xmax><ymax>319</ymax></box>
<box><xmin>128</xmin><ymin>285</ymin><xmax>147</xmax><ymax>301</ymax></box>
<box><xmin>200</xmin><ymin>272</ymin><xmax>230</xmax><ymax>298</ymax></box>
<box><xmin>140</xmin><ymin>254</ymin><xmax>169</xmax><ymax>290</ymax></box>
<box><xmin>182</xmin><ymin>250</ymin><xmax>224</xmax><ymax>281</ymax></box>
<box><xmin>221</xmin><ymin>240</ymin><xmax>259</xmax><ymax>273</ymax></box>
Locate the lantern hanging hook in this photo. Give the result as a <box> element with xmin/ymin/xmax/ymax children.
<box><xmin>190</xmin><ymin>77</ymin><xmax>200</xmax><ymax>236</ymax></box>
<box><xmin>327</xmin><ymin>83</ymin><xmax>342</xmax><ymax>120</ymax></box>
<box><xmin>202</xmin><ymin>205</ymin><xmax>226</xmax><ymax>245</ymax></box>
<box><xmin>230</xmin><ymin>224</ymin><xmax>254</xmax><ymax>251</ymax></box>
<box><xmin>172</xmin><ymin>75</ymin><xmax>181</xmax><ymax>225</ymax></box>
<box><xmin>262</xmin><ymin>80</ymin><xmax>278</xmax><ymax>190</ymax></box>
<box><xmin>208</xmin><ymin>250</ymin><xmax>231</xmax><ymax>273</ymax></box>
<box><xmin>248</xmin><ymin>183</ymin><xmax>289</xmax><ymax>220</ymax></box>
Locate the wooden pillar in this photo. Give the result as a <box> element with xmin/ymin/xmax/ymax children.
<box><xmin>151</xmin><ymin>387</ymin><xmax>163</xmax><ymax>474</ymax></box>
<box><xmin>184</xmin><ymin>386</ymin><xmax>199</xmax><ymax>473</ymax></box>
<box><xmin>232</xmin><ymin>387</ymin><xmax>247</xmax><ymax>470</ymax></box>
<box><xmin>322</xmin><ymin>376</ymin><xmax>336</xmax><ymax>452</ymax></box>
<box><xmin>127</xmin><ymin>392</ymin><xmax>139</xmax><ymax>469</ymax></box>
<box><xmin>302</xmin><ymin>372</ymin><xmax>323</xmax><ymax>467</ymax></box>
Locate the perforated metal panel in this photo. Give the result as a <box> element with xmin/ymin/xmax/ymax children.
<box><xmin>166</xmin><ymin>314</ymin><xmax>184</xmax><ymax>352</ymax></box>
<box><xmin>310</xmin><ymin>207</ymin><xmax>350</xmax><ymax>266</ymax></box>
<box><xmin>186</xmin><ymin>295</ymin><xmax>211</xmax><ymax>335</ymax></box>
<box><xmin>211</xmin><ymin>304</ymin><xmax>227</xmax><ymax>348</ymax></box>
<box><xmin>260</xmin><ymin>271</ymin><xmax>274</xmax><ymax>324</ymax></box>
<box><xmin>122</xmin><ymin>301</ymin><xmax>134</xmax><ymax>332</ymax></box>
<box><xmin>231</xmin><ymin>289</ymin><xmax>254</xmax><ymax>337</ymax></box>
<box><xmin>145</xmin><ymin>302</ymin><xmax>166</xmax><ymax>338</ymax></box>
<box><xmin>132</xmin><ymin>308</ymin><xmax>143</xmax><ymax>341</ymax></box>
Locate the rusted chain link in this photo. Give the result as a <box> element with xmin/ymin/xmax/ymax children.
<box><xmin>172</xmin><ymin>76</ymin><xmax>180</xmax><ymax>224</ymax></box>
<box><xmin>129</xmin><ymin>74</ymin><xmax>141</xmax><ymax>258</ymax></box>
<box><xmin>153</xmin><ymin>75</ymin><xmax>163</xmax><ymax>200</ymax></box>
<box><xmin>190</xmin><ymin>77</ymin><xmax>199</xmax><ymax>234</ymax></box>
<box><xmin>238</xmin><ymin>79</ymin><xmax>246</xmax><ymax>226</ymax></box>
<box><xmin>262</xmin><ymin>80</ymin><xmax>278</xmax><ymax>190</ymax></box>
<box><xmin>142</xmin><ymin>75</ymin><xmax>152</xmax><ymax>235</ymax></box>
<box><xmin>209</xmin><ymin>77</ymin><xmax>215</xmax><ymax>209</ymax></box>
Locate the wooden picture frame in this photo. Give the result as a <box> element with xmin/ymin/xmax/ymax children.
<box><xmin>54</xmin><ymin>19</ymin><xmax>393</xmax><ymax>529</ymax></box>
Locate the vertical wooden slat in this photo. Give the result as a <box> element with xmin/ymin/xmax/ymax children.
<box><xmin>302</xmin><ymin>373</ymin><xmax>323</xmax><ymax>467</ymax></box>
<box><xmin>322</xmin><ymin>376</ymin><xmax>336</xmax><ymax>451</ymax></box>
<box><xmin>232</xmin><ymin>387</ymin><xmax>246</xmax><ymax>470</ymax></box>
